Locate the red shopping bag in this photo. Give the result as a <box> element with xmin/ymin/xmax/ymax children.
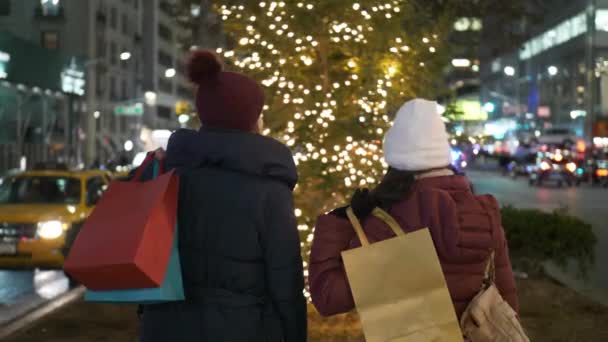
<box><xmin>64</xmin><ymin>154</ymin><xmax>179</xmax><ymax>291</ymax></box>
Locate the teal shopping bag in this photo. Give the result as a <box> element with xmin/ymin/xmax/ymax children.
<box><xmin>84</xmin><ymin>160</ymin><xmax>185</xmax><ymax>303</ymax></box>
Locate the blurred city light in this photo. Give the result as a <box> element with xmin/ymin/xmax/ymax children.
<box><xmin>145</xmin><ymin>91</ymin><xmax>157</xmax><ymax>105</ymax></box>
<box><xmin>165</xmin><ymin>68</ymin><xmax>176</xmax><ymax>78</ymax></box>
<box><xmin>93</xmin><ymin>111</ymin><xmax>100</xmax><ymax>119</ymax></box>
<box><xmin>451</xmin><ymin>58</ymin><xmax>471</xmax><ymax>68</ymax></box>
<box><xmin>178</xmin><ymin>114</ymin><xmax>190</xmax><ymax>124</ymax></box>
<box><xmin>548</xmin><ymin>65</ymin><xmax>558</xmax><ymax>76</ymax></box>
<box><xmin>124</xmin><ymin>140</ymin><xmax>134</xmax><ymax>152</ymax></box>
<box><xmin>120</xmin><ymin>52</ymin><xmax>131</xmax><ymax>61</ymax></box>
<box><xmin>503</xmin><ymin>66</ymin><xmax>515</xmax><ymax>76</ymax></box>
<box><xmin>483</xmin><ymin>102</ymin><xmax>496</xmax><ymax>113</ymax></box>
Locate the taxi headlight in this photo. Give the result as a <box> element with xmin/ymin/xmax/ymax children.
<box><xmin>37</xmin><ymin>221</ymin><xmax>65</xmax><ymax>240</ymax></box>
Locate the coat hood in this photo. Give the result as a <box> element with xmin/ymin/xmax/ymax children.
<box><xmin>166</xmin><ymin>128</ymin><xmax>298</xmax><ymax>189</ymax></box>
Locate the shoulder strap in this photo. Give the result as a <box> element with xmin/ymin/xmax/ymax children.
<box><xmin>346</xmin><ymin>207</ymin><xmax>405</xmax><ymax>247</ymax></box>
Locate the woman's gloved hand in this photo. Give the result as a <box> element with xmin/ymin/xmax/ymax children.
<box><xmin>350</xmin><ymin>188</ymin><xmax>375</xmax><ymax>221</ymax></box>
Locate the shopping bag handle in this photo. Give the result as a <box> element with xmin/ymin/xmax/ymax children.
<box><xmin>132</xmin><ymin>152</ymin><xmax>166</xmax><ymax>181</ymax></box>
<box><xmin>481</xmin><ymin>251</ymin><xmax>496</xmax><ymax>290</ymax></box>
<box><xmin>346</xmin><ymin>207</ymin><xmax>404</xmax><ymax>247</ymax></box>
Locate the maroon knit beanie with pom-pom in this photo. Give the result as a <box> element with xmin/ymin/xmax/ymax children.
<box><xmin>187</xmin><ymin>50</ymin><xmax>265</xmax><ymax>132</ymax></box>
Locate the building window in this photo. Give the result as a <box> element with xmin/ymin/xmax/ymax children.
<box><xmin>0</xmin><ymin>0</ymin><xmax>11</xmax><ymax>16</ymax></box>
<box><xmin>121</xmin><ymin>79</ymin><xmax>128</xmax><ymax>100</ymax></box>
<box><xmin>158</xmin><ymin>77</ymin><xmax>172</xmax><ymax>93</ymax></box>
<box><xmin>41</xmin><ymin>31</ymin><xmax>59</xmax><ymax>50</ymax></box>
<box><xmin>158</xmin><ymin>105</ymin><xmax>172</xmax><ymax>119</ymax></box>
<box><xmin>122</xmin><ymin>13</ymin><xmax>128</xmax><ymax>35</ymax></box>
<box><xmin>40</xmin><ymin>0</ymin><xmax>61</xmax><ymax>16</ymax></box>
<box><xmin>158</xmin><ymin>50</ymin><xmax>173</xmax><ymax>68</ymax></box>
<box><xmin>96</xmin><ymin>74</ymin><xmax>105</xmax><ymax>97</ymax></box>
<box><xmin>110</xmin><ymin>42</ymin><xmax>117</xmax><ymax>65</ymax></box>
<box><xmin>178</xmin><ymin>85</ymin><xmax>192</xmax><ymax>99</ymax></box>
<box><xmin>110</xmin><ymin>7</ymin><xmax>117</xmax><ymax>29</ymax></box>
<box><xmin>159</xmin><ymin>1</ymin><xmax>172</xmax><ymax>16</ymax></box>
<box><xmin>110</xmin><ymin>77</ymin><xmax>117</xmax><ymax>100</ymax></box>
<box><xmin>158</xmin><ymin>23</ymin><xmax>172</xmax><ymax>42</ymax></box>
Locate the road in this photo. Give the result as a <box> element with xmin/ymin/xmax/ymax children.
<box><xmin>0</xmin><ymin>169</ymin><xmax>606</xmax><ymax>322</ymax></box>
<box><xmin>0</xmin><ymin>270</ymin><xmax>70</xmax><ymax>326</ymax></box>
<box><xmin>468</xmin><ymin>169</ymin><xmax>608</xmax><ymax>304</ymax></box>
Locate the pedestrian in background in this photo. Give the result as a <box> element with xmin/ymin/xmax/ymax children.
<box><xmin>309</xmin><ymin>99</ymin><xmax>519</xmax><ymax>319</ymax></box>
<box><xmin>138</xmin><ymin>50</ymin><xmax>307</xmax><ymax>342</ymax></box>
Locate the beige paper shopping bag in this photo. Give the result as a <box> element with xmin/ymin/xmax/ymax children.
<box><xmin>342</xmin><ymin>207</ymin><xmax>463</xmax><ymax>342</ymax></box>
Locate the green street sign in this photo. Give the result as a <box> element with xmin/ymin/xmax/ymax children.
<box><xmin>114</xmin><ymin>102</ymin><xmax>144</xmax><ymax>116</ymax></box>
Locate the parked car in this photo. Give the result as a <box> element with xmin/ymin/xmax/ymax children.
<box><xmin>0</xmin><ymin>168</ymin><xmax>111</xmax><ymax>269</ymax></box>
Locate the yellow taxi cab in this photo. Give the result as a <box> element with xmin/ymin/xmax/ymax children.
<box><xmin>0</xmin><ymin>165</ymin><xmax>112</xmax><ymax>268</ymax></box>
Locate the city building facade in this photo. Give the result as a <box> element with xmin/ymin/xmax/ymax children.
<box><xmin>480</xmin><ymin>0</ymin><xmax>608</xmax><ymax>142</ymax></box>
<box><xmin>0</xmin><ymin>0</ymin><xmax>194</xmax><ymax>171</ymax></box>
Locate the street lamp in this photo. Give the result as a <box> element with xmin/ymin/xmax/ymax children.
<box><xmin>165</xmin><ymin>68</ymin><xmax>176</xmax><ymax>78</ymax></box>
<box><xmin>504</xmin><ymin>66</ymin><xmax>515</xmax><ymax>77</ymax></box>
<box><xmin>93</xmin><ymin>111</ymin><xmax>100</xmax><ymax>119</ymax></box>
<box><xmin>120</xmin><ymin>52</ymin><xmax>132</xmax><ymax>61</ymax></box>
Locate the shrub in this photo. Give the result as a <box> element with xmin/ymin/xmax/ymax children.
<box><xmin>501</xmin><ymin>207</ymin><xmax>597</xmax><ymax>276</ymax></box>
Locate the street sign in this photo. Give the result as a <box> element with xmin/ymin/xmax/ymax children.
<box><xmin>114</xmin><ymin>102</ymin><xmax>144</xmax><ymax>116</ymax></box>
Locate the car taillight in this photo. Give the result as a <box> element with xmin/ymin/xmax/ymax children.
<box><xmin>597</xmin><ymin>169</ymin><xmax>608</xmax><ymax>177</ymax></box>
<box><xmin>566</xmin><ymin>162</ymin><xmax>577</xmax><ymax>173</ymax></box>
<box><xmin>540</xmin><ymin>161</ymin><xmax>552</xmax><ymax>171</ymax></box>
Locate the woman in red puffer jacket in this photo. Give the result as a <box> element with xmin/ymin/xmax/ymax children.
<box><xmin>308</xmin><ymin>99</ymin><xmax>518</xmax><ymax>319</ymax></box>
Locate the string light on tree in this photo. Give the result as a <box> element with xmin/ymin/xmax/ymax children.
<box><xmin>178</xmin><ymin>0</ymin><xmax>448</xmax><ymax>298</ymax></box>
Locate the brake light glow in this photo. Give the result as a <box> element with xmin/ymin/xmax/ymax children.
<box><xmin>597</xmin><ymin>169</ymin><xmax>608</xmax><ymax>177</ymax></box>
<box><xmin>576</xmin><ymin>140</ymin><xmax>586</xmax><ymax>153</ymax></box>
<box><xmin>540</xmin><ymin>161</ymin><xmax>552</xmax><ymax>171</ymax></box>
<box><xmin>566</xmin><ymin>162</ymin><xmax>577</xmax><ymax>173</ymax></box>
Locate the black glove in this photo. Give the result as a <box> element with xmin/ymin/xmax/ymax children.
<box><xmin>350</xmin><ymin>188</ymin><xmax>375</xmax><ymax>221</ymax></box>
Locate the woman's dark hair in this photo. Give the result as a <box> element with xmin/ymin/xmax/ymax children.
<box><xmin>370</xmin><ymin>168</ymin><xmax>418</xmax><ymax>210</ymax></box>
<box><xmin>362</xmin><ymin>165</ymin><xmax>460</xmax><ymax>211</ymax></box>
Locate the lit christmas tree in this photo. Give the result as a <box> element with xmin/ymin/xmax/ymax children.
<box><xmin>176</xmin><ymin>1</ymin><xmax>452</xmax><ymax>297</ymax></box>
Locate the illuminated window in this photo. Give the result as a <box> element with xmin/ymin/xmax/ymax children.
<box><xmin>596</xmin><ymin>9</ymin><xmax>608</xmax><ymax>32</ymax></box>
<box><xmin>41</xmin><ymin>31</ymin><xmax>59</xmax><ymax>50</ymax></box>
<box><xmin>40</xmin><ymin>0</ymin><xmax>61</xmax><ymax>16</ymax></box>
<box><xmin>520</xmin><ymin>11</ymin><xmax>587</xmax><ymax>60</ymax></box>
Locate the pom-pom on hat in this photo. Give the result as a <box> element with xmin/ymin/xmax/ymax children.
<box><xmin>188</xmin><ymin>50</ymin><xmax>265</xmax><ymax>132</ymax></box>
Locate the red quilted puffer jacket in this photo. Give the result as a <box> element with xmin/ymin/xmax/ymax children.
<box><xmin>309</xmin><ymin>175</ymin><xmax>518</xmax><ymax>318</ymax></box>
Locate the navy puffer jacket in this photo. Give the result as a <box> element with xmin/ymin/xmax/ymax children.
<box><xmin>139</xmin><ymin>128</ymin><xmax>307</xmax><ymax>342</ymax></box>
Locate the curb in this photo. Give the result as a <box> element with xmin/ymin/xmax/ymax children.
<box><xmin>0</xmin><ymin>286</ymin><xmax>85</xmax><ymax>340</ymax></box>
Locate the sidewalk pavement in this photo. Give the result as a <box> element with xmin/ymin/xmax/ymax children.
<box><xmin>3</xmin><ymin>275</ymin><xmax>608</xmax><ymax>342</ymax></box>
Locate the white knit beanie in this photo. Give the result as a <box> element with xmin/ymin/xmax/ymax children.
<box><xmin>383</xmin><ymin>99</ymin><xmax>451</xmax><ymax>171</ymax></box>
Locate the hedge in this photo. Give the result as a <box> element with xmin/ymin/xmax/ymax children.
<box><xmin>501</xmin><ymin>207</ymin><xmax>597</xmax><ymax>276</ymax></box>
